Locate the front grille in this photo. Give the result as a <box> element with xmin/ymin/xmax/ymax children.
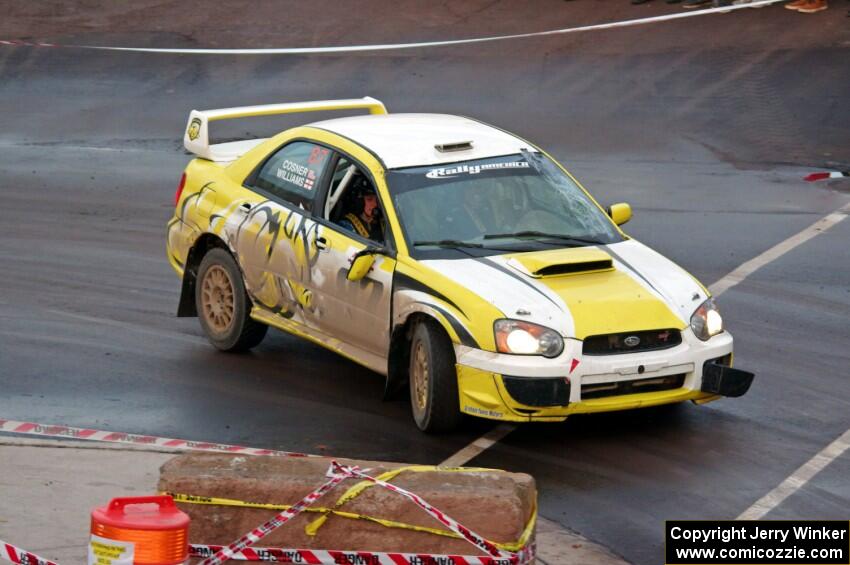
<box><xmin>581</xmin><ymin>373</ymin><xmax>685</xmax><ymax>400</ymax></box>
<box><xmin>502</xmin><ymin>376</ymin><xmax>570</xmax><ymax>407</ymax></box>
<box><xmin>582</xmin><ymin>329</ymin><xmax>681</xmax><ymax>355</ymax></box>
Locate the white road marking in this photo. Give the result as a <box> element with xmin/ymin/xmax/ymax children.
<box><xmin>441</xmin><ymin>201</ymin><xmax>850</xmax><ymax>472</ymax></box>
<box><xmin>44</xmin><ymin>307</ymin><xmax>207</xmax><ymax>346</ymax></box>
<box><xmin>0</xmin><ymin>301</ymin><xmax>207</xmax><ymax>346</ymax></box>
<box><xmin>709</xmin><ymin>202</ymin><xmax>850</xmax><ymax>297</ymax></box>
<box><xmin>737</xmin><ymin>428</ymin><xmax>850</xmax><ymax>520</ymax></box>
<box><xmin>439</xmin><ymin>423</ymin><xmax>516</xmax><ymax>467</ymax></box>
<box><xmin>2</xmin><ymin>1</ymin><xmax>782</xmax><ymax>56</ymax></box>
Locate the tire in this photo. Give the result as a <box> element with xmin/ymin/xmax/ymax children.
<box><xmin>195</xmin><ymin>247</ymin><xmax>267</xmax><ymax>352</ymax></box>
<box><xmin>409</xmin><ymin>319</ymin><xmax>462</xmax><ymax>432</ymax></box>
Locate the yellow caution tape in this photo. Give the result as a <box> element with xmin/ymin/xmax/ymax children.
<box><xmin>167</xmin><ymin>492</ymin><xmax>463</xmax><ymax>541</ymax></box>
<box><xmin>166</xmin><ymin>465</ymin><xmax>536</xmax><ymax>552</ymax></box>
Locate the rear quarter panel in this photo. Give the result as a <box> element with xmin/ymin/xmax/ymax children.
<box><xmin>166</xmin><ymin>158</ymin><xmax>257</xmax><ymax>275</ymax></box>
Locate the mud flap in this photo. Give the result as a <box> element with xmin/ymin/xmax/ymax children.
<box><xmin>176</xmin><ymin>267</ymin><xmax>198</xmax><ymax>317</ymax></box>
<box><xmin>701</xmin><ymin>362</ymin><xmax>754</xmax><ymax>398</ymax></box>
<box><xmin>383</xmin><ymin>325</ymin><xmax>409</xmax><ymax>401</ymax></box>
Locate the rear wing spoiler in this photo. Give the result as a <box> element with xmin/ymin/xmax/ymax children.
<box><xmin>183</xmin><ymin>97</ymin><xmax>387</xmax><ymax>162</ymax></box>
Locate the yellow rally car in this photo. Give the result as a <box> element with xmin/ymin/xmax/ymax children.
<box><xmin>167</xmin><ymin>97</ymin><xmax>754</xmax><ymax>432</ymax></box>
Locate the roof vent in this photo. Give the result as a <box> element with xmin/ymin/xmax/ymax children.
<box><xmin>435</xmin><ymin>140</ymin><xmax>473</xmax><ymax>153</ymax></box>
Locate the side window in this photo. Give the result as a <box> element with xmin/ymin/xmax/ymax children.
<box><xmin>253</xmin><ymin>142</ymin><xmax>331</xmax><ymax>212</ymax></box>
<box><xmin>322</xmin><ymin>154</ymin><xmax>385</xmax><ymax>243</ymax></box>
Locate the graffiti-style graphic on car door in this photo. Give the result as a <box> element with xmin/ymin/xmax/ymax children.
<box><xmin>225</xmin><ymin>200</ymin><xmax>323</xmax><ymax>324</ymax></box>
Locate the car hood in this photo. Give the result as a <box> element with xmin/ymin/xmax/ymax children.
<box><xmin>420</xmin><ymin>239</ymin><xmax>708</xmax><ymax>339</ymax></box>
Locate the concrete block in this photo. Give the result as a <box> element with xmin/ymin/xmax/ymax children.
<box><xmin>158</xmin><ymin>453</ymin><xmax>535</xmax><ymax>556</ymax></box>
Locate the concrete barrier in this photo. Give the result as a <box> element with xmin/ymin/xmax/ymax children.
<box><xmin>158</xmin><ymin>453</ymin><xmax>536</xmax><ymax>556</ymax></box>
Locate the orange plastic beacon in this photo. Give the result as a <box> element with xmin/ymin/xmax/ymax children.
<box><xmin>89</xmin><ymin>495</ymin><xmax>189</xmax><ymax>565</ymax></box>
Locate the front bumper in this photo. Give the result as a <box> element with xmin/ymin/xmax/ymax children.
<box><xmin>454</xmin><ymin>329</ymin><xmax>750</xmax><ymax>422</ymax></box>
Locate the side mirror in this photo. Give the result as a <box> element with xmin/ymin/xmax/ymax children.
<box><xmin>608</xmin><ymin>203</ymin><xmax>632</xmax><ymax>226</ymax></box>
<box><xmin>347</xmin><ymin>249</ymin><xmax>378</xmax><ymax>281</ymax></box>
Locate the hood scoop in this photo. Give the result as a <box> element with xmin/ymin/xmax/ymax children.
<box><xmin>508</xmin><ymin>247</ymin><xmax>614</xmax><ymax>278</ymax></box>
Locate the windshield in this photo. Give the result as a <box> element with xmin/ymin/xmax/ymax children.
<box><xmin>387</xmin><ymin>152</ymin><xmax>623</xmax><ymax>258</ymax></box>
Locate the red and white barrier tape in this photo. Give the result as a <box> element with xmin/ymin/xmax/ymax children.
<box><xmin>804</xmin><ymin>171</ymin><xmax>850</xmax><ymax>182</ymax></box>
<box><xmin>1</xmin><ymin>541</ymin><xmax>59</xmax><ymax>565</ymax></box>
<box><xmin>199</xmin><ymin>465</ymin><xmax>355</xmax><ymax>565</ymax></box>
<box><xmin>0</xmin><ymin>439</ymin><xmax>533</xmax><ymax>564</ymax></box>
<box><xmin>200</xmin><ymin>462</ymin><xmax>530</xmax><ymax>565</ymax></box>
<box><xmin>1</xmin><ymin>540</ymin><xmax>532</xmax><ymax>565</ymax></box>
<box><xmin>1</xmin><ymin>461</ymin><xmax>534</xmax><ymax>565</ymax></box>
<box><xmin>0</xmin><ymin>419</ymin><xmax>314</xmax><ymax>458</ymax></box>
<box><xmin>0</xmin><ymin>1</ymin><xmax>783</xmax><ymax>56</ymax></box>
<box><xmin>0</xmin><ymin>40</ymin><xmax>56</xmax><ymax>48</ymax></box>
<box><xmin>190</xmin><ymin>544</ymin><xmax>534</xmax><ymax>564</ymax></box>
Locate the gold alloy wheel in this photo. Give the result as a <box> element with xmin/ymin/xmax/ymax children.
<box><xmin>201</xmin><ymin>265</ymin><xmax>235</xmax><ymax>334</ymax></box>
<box><xmin>412</xmin><ymin>341</ymin><xmax>430</xmax><ymax>411</ymax></box>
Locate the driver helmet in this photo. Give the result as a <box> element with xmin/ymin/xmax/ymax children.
<box><xmin>346</xmin><ymin>175</ymin><xmax>379</xmax><ymax>216</ymax></box>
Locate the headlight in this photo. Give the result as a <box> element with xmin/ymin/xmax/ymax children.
<box><xmin>494</xmin><ymin>319</ymin><xmax>564</xmax><ymax>358</ymax></box>
<box><xmin>690</xmin><ymin>298</ymin><xmax>723</xmax><ymax>341</ymax></box>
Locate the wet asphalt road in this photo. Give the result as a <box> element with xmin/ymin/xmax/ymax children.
<box><xmin>1</xmin><ymin>3</ymin><xmax>849</xmax><ymax>564</ymax></box>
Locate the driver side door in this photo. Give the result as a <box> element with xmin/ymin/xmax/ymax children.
<box><xmin>304</xmin><ymin>151</ymin><xmax>396</xmax><ymax>368</ymax></box>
